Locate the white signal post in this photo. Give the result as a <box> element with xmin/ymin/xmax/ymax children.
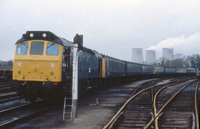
<box><xmin>72</xmin><ymin>43</ymin><xmax>78</xmax><ymax>118</ymax></box>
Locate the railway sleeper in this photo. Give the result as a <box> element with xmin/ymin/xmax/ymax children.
<box><xmin>162</xmin><ymin>111</ymin><xmax>193</xmax><ymax>116</ymax></box>
<box><xmin>120</xmin><ymin>123</ymin><xmax>147</xmax><ymax>128</ymax></box>
<box><xmin>0</xmin><ymin>87</ymin><xmax>12</xmax><ymax>93</ymax></box>
<box><xmin>124</xmin><ymin>111</ymin><xmax>151</xmax><ymax>116</ymax></box>
<box><xmin>0</xmin><ymin>92</ymin><xmax>17</xmax><ymax>99</ymax></box>
<box><xmin>129</xmin><ymin>103</ymin><xmax>151</xmax><ymax>106</ymax></box>
<box><xmin>161</xmin><ymin>120</ymin><xmax>191</xmax><ymax>125</ymax></box>
<box><xmin>170</xmin><ymin>102</ymin><xmax>194</xmax><ymax>107</ymax></box>
<box><xmin>124</xmin><ymin>113</ymin><xmax>151</xmax><ymax>122</ymax></box>
<box><xmin>128</xmin><ymin>103</ymin><xmax>151</xmax><ymax>109</ymax></box>
<box><xmin>167</xmin><ymin>107</ymin><xmax>193</xmax><ymax>112</ymax></box>
<box><xmin>160</xmin><ymin>116</ymin><xmax>192</xmax><ymax>120</ymax></box>
<box><xmin>125</xmin><ymin>109</ymin><xmax>152</xmax><ymax>112</ymax></box>
<box><xmin>133</xmin><ymin>97</ymin><xmax>151</xmax><ymax>100</ymax></box>
<box><xmin>125</xmin><ymin>108</ymin><xmax>151</xmax><ymax>112</ymax></box>
<box><xmin>119</xmin><ymin>127</ymin><xmax>143</xmax><ymax>129</ymax></box>
<box><xmin>126</xmin><ymin>107</ymin><xmax>151</xmax><ymax>111</ymax></box>
<box><xmin>129</xmin><ymin>102</ymin><xmax>151</xmax><ymax>105</ymax></box>
<box><xmin>158</xmin><ymin>113</ymin><xmax>193</xmax><ymax>128</ymax></box>
<box><xmin>160</xmin><ymin>116</ymin><xmax>192</xmax><ymax>122</ymax></box>
<box><xmin>158</xmin><ymin>124</ymin><xmax>191</xmax><ymax>128</ymax></box>
<box><xmin>124</xmin><ymin>112</ymin><xmax>150</xmax><ymax>116</ymax></box>
<box><xmin>157</xmin><ymin>105</ymin><xmax>193</xmax><ymax>111</ymax></box>
<box><xmin>123</xmin><ymin>118</ymin><xmax>149</xmax><ymax>122</ymax></box>
<box><xmin>125</xmin><ymin>116</ymin><xmax>150</xmax><ymax>120</ymax></box>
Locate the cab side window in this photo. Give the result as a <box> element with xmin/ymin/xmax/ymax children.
<box><xmin>16</xmin><ymin>43</ymin><xmax>28</xmax><ymax>55</ymax></box>
<box><xmin>46</xmin><ymin>43</ymin><xmax>59</xmax><ymax>55</ymax></box>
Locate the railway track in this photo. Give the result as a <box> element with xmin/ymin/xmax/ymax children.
<box><xmin>0</xmin><ymin>84</ymin><xmax>10</xmax><ymax>88</ymax></box>
<box><xmin>0</xmin><ymin>82</ymin><xmax>51</xmax><ymax>128</ymax></box>
<box><xmin>144</xmin><ymin>80</ymin><xmax>199</xmax><ymax>129</ymax></box>
<box><xmin>0</xmin><ymin>101</ymin><xmax>52</xmax><ymax>128</ymax></box>
<box><xmin>0</xmin><ymin>92</ymin><xmax>22</xmax><ymax>103</ymax></box>
<box><xmin>103</xmin><ymin>79</ymin><xmax>177</xmax><ymax>129</ymax></box>
<box><xmin>153</xmin><ymin>80</ymin><xmax>199</xmax><ymax>129</ymax></box>
<box><xmin>0</xmin><ymin>81</ymin><xmax>11</xmax><ymax>85</ymax></box>
<box><xmin>0</xmin><ymin>81</ymin><xmax>21</xmax><ymax>104</ymax></box>
<box><xmin>0</xmin><ymin>85</ymin><xmax>12</xmax><ymax>93</ymax></box>
<box><xmin>103</xmin><ymin>78</ymin><xmax>199</xmax><ymax>129</ymax></box>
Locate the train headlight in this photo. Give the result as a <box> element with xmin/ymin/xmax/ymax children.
<box><xmin>42</xmin><ymin>33</ymin><xmax>47</xmax><ymax>37</ymax></box>
<box><xmin>30</xmin><ymin>33</ymin><xmax>34</xmax><ymax>37</ymax></box>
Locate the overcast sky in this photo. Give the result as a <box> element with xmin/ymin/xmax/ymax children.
<box><xmin>1</xmin><ymin>0</ymin><xmax>200</xmax><ymax>61</ymax></box>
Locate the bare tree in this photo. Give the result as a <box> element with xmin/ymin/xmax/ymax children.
<box><xmin>157</xmin><ymin>57</ymin><xmax>167</xmax><ymax>67</ymax></box>
<box><xmin>157</xmin><ymin>53</ymin><xmax>189</xmax><ymax>68</ymax></box>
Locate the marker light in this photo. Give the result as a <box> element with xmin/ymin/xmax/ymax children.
<box><xmin>30</xmin><ymin>33</ymin><xmax>34</xmax><ymax>37</ymax></box>
<box><xmin>42</xmin><ymin>33</ymin><xmax>47</xmax><ymax>37</ymax></box>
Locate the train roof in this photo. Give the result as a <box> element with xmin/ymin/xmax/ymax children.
<box><xmin>125</xmin><ymin>60</ymin><xmax>143</xmax><ymax>65</ymax></box>
<box><xmin>16</xmin><ymin>31</ymin><xmax>100</xmax><ymax>56</ymax></box>
<box><xmin>16</xmin><ymin>31</ymin><xmax>74</xmax><ymax>46</ymax></box>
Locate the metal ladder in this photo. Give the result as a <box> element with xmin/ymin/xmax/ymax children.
<box><xmin>63</xmin><ymin>97</ymin><xmax>72</xmax><ymax>121</ymax></box>
<box><xmin>63</xmin><ymin>84</ymin><xmax>72</xmax><ymax>121</ymax></box>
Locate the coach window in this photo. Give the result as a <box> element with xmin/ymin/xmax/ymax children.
<box><xmin>30</xmin><ymin>42</ymin><xmax>44</xmax><ymax>55</ymax></box>
<box><xmin>16</xmin><ymin>43</ymin><xmax>28</xmax><ymax>55</ymax></box>
<box><xmin>46</xmin><ymin>43</ymin><xmax>59</xmax><ymax>55</ymax></box>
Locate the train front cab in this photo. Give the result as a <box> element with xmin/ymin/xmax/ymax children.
<box><xmin>12</xmin><ymin>32</ymin><xmax>64</xmax><ymax>102</ymax></box>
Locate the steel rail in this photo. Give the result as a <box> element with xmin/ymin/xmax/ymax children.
<box><xmin>106</xmin><ymin>80</ymin><xmax>158</xmax><ymax>129</ymax></box>
<box><xmin>0</xmin><ymin>103</ymin><xmax>30</xmax><ymax>114</ymax></box>
<box><xmin>0</xmin><ymin>92</ymin><xmax>18</xmax><ymax>98</ymax></box>
<box><xmin>194</xmin><ymin>81</ymin><xmax>200</xmax><ymax>129</ymax></box>
<box><xmin>0</xmin><ymin>84</ymin><xmax>10</xmax><ymax>88</ymax></box>
<box><xmin>103</xmin><ymin>80</ymin><xmax>179</xmax><ymax>129</ymax></box>
<box><xmin>130</xmin><ymin>79</ymin><xmax>158</xmax><ymax>97</ymax></box>
<box><xmin>0</xmin><ymin>100</ymin><xmax>43</xmax><ymax>114</ymax></box>
<box><xmin>0</xmin><ymin>96</ymin><xmax>23</xmax><ymax>103</ymax></box>
<box><xmin>107</xmin><ymin>80</ymin><xmax>158</xmax><ymax>129</ymax></box>
<box><xmin>0</xmin><ymin>106</ymin><xmax>52</xmax><ymax>128</ymax></box>
<box><xmin>144</xmin><ymin>80</ymin><xmax>195</xmax><ymax>129</ymax></box>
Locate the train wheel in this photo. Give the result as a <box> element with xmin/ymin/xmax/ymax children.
<box><xmin>26</xmin><ymin>84</ymin><xmax>37</xmax><ymax>103</ymax></box>
<box><xmin>30</xmin><ymin>94</ymin><xmax>37</xmax><ymax>103</ymax></box>
<box><xmin>43</xmin><ymin>81</ymin><xmax>55</xmax><ymax>104</ymax></box>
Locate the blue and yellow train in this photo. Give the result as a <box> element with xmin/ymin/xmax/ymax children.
<box><xmin>12</xmin><ymin>31</ymin><xmax>196</xmax><ymax>102</ymax></box>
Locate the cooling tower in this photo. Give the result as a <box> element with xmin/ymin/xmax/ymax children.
<box><xmin>146</xmin><ymin>50</ymin><xmax>156</xmax><ymax>64</ymax></box>
<box><xmin>132</xmin><ymin>48</ymin><xmax>143</xmax><ymax>63</ymax></box>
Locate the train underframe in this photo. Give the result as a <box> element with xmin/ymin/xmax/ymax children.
<box><xmin>11</xmin><ymin>77</ymin><xmax>130</xmax><ymax>103</ymax></box>
<box><xmin>12</xmin><ymin>81</ymin><xmax>65</xmax><ymax>103</ymax></box>
<box><xmin>12</xmin><ymin>73</ymin><xmax>179</xmax><ymax>104</ymax></box>
<box><xmin>11</xmin><ymin>74</ymin><xmax>180</xmax><ymax>103</ymax></box>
